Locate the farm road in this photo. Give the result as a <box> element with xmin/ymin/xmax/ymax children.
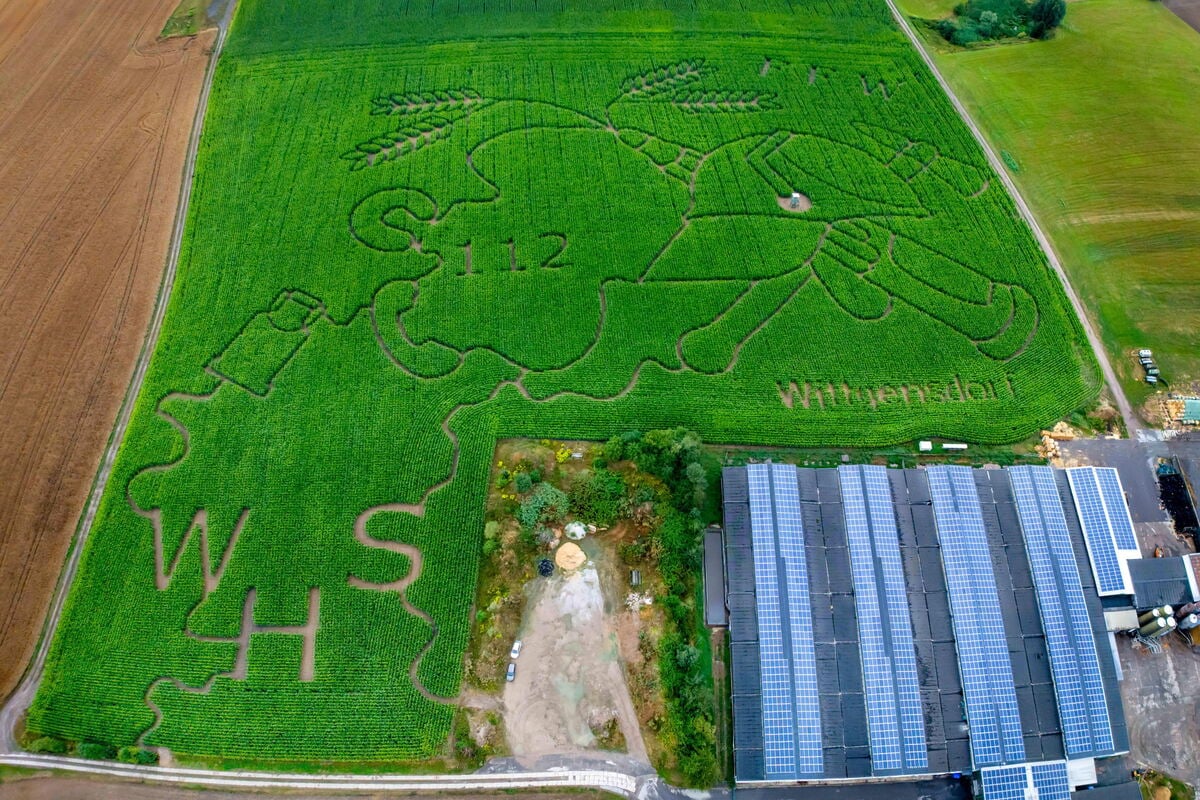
<box><xmin>0</xmin><ymin>0</ymin><xmax>215</xmax><ymax>701</ymax></box>
<box><xmin>1163</xmin><ymin>0</ymin><xmax>1200</xmax><ymax>34</ymax></box>
<box><xmin>0</xmin><ymin>774</ymin><xmax>610</xmax><ymax>800</ymax></box>
<box><xmin>882</xmin><ymin>0</ymin><xmax>1142</xmax><ymax>438</ymax></box>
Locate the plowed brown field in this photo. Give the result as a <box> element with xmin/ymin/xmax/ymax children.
<box><xmin>0</xmin><ymin>0</ymin><xmax>214</xmax><ymax>699</ymax></box>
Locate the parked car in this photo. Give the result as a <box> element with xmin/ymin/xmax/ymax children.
<box><xmin>510</xmin><ymin>640</ymin><xmax>523</xmax><ymax>659</ymax></box>
<box><xmin>506</xmin><ymin>662</ymin><xmax>517</xmax><ymax>682</ymax></box>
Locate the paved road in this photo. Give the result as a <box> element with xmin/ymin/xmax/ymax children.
<box><xmin>1163</xmin><ymin>0</ymin><xmax>1200</xmax><ymax>34</ymax></box>
<box><xmin>0</xmin><ymin>779</ymin><xmax>603</xmax><ymax>800</ymax></box>
<box><xmin>0</xmin><ymin>755</ymin><xmax>640</xmax><ymax>796</ymax></box>
<box><xmin>0</xmin><ymin>0</ymin><xmax>236</xmax><ymax>756</ymax></box>
<box><xmin>882</xmin><ymin>0</ymin><xmax>1142</xmax><ymax>439</ymax></box>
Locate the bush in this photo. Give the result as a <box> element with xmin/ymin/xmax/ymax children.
<box><xmin>27</xmin><ymin>735</ymin><xmax>68</xmax><ymax>754</ymax></box>
<box><xmin>515</xmin><ymin>471</ymin><xmax>533</xmax><ymax>493</ymax></box>
<box><xmin>77</xmin><ymin>741</ymin><xmax>116</xmax><ymax>760</ymax></box>
<box><xmin>494</xmin><ymin>468</ymin><xmax>512</xmax><ymax>488</ymax></box>
<box><xmin>1029</xmin><ymin>0</ymin><xmax>1065</xmax><ymax>37</ymax></box>
<box><xmin>516</xmin><ymin>482</ymin><xmax>569</xmax><ymax>529</ymax></box>
<box><xmin>117</xmin><ymin>746</ymin><xmax>158</xmax><ymax>764</ymax></box>
<box><xmin>569</xmin><ymin>468</ymin><xmax>627</xmax><ymax>526</ymax></box>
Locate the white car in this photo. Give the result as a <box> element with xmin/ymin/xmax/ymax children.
<box><xmin>510</xmin><ymin>640</ymin><xmax>523</xmax><ymax>659</ymax></box>
<box><xmin>506</xmin><ymin>662</ymin><xmax>516</xmax><ymax>682</ymax></box>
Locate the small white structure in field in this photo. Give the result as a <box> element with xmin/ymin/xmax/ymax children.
<box><xmin>918</xmin><ymin>441</ymin><xmax>933</xmax><ymax>452</ymax></box>
<box><xmin>565</xmin><ymin>521</ymin><xmax>587</xmax><ymax>540</ymax></box>
<box><xmin>942</xmin><ymin>442</ymin><xmax>968</xmax><ymax>451</ymax></box>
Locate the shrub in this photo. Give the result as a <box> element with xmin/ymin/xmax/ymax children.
<box><xmin>516</xmin><ymin>482</ymin><xmax>569</xmax><ymax>529</ymax></box>
<box><xmin>77</xmin><ymin>741</ymin><xmax>116</xmax><ymax>760</ymax></box>
<box><xmin>117</xmin><ymin>746</ymin><xmax>159</xmax><ymax>764</ymax></box>
<box><xmin>27</xmin><ymin>735</ymin><xmax>68</xmax><ymax>754</ymax></box>
<box><xmin>569</xmin><ymin>468</ymin><xmax>627</xmax><ymax>526</ymax></box>
<box><xmin>1030</xmin><ymin>0</ymin><xmax>1066</xmax><ymax>37</ymax></box>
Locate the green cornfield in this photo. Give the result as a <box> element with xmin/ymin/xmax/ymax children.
<box><xmin>27</xmin><ymin>0</ymin><xmax>1099</xmax><ymax>764</ymax></box>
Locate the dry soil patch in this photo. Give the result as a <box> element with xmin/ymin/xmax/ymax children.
<box><xmin>0</xmin><ymin>0</ymin><xmax>213</xmax><ymax>698</ymax></box>
<box><xmin>501</xmin><ymin>547</ymin><xmax>647</xmax><ymax>765</ymax></box>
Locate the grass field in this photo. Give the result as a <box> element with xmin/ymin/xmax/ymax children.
<box><xmin>898</xmin><ymin>0</ymin><xmax>1200</xmax><ymax>403</ymax></box>
<box><xmin>27</xmin><ymin>0</ymin><xmax>1098</xmax><ymax>764</ymax></box>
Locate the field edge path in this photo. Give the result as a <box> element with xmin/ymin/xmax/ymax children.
<box><xmin>881</xmin><ymin>0</ymin><xmax>1142</xmax><ymax>438</ymax></box>
<box><xmin>0</xmin><ymin>0</ymin><xmax>237</xmax><ymax>755</ymax></box>
<box><xmin>0</xmin><ymin>754</ymin><xmax>645</xmax><ymax>798</ymax></box>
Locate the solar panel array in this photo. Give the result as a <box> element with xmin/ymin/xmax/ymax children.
<box><xmin>1095</xmin><ymin>468</ymin><xmax>1139</xmax><ymax>550</ymax></box>
<box><xmin>926</xmin><ymin>466</ymin><xmax>1025</xmax><ymax>768</ymax></box>
<box><xmin>1067</xmin><ymin>467</ymin><xmax>1139</xmax><ymax>595</ymax></box>
<box><xmin>1009</xmin><ymin>466</ymin><xmax>1116</xmax><ymax>758</ymax></box>
<box><xmin>774</xmin><ymin>464</ymin><xmax>822</xmax><ymax>772</ymax></box>
<box><xmin>746</xmin><ymin>463</ymin><xmax>823</xmax><ymax>778</ymax></box>
<box><xmin>839</xmin><ymin>465</ymin><xmax>928</xmax><ymax>773</ymax></box>
<box><xmin>980</xmin><ymin>761</ymin><xmax>1071</xmax><ymax>800</ymax></box>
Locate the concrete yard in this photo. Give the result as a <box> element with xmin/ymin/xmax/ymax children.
<box><xmin>1117</xmin><ymin>633</ymin><xmax>1200</xmax><ymax>787</ymax></box>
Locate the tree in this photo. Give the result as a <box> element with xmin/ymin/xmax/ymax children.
<box><xmin>977</xmin><ymin>9</ymin><xmax>999</xmax><ymax>36</ymax></box>
<box><xmin>685</xmin><ymin>461</ymin><xmax>707</xmax><ymax>504</ymax></box>
<box><xmin>1029</xmin><ymin>0</ymin><xmax>1066</xmax><ymax>38</ymax></box>
<box><xmin>516</xmin><ymin>482</ymin><xmax>569</xmax><ymax>529</ymax></box>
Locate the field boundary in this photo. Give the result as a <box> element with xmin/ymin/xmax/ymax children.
<box><xmin>880</xmin><ymin>0</ymin><xmax>1139</xmax><ymax>436</ymax></box>
<box><xmin>0</xmin><ymin>0</ymin><xmax>237</xmax><ymax>754</ymax></box>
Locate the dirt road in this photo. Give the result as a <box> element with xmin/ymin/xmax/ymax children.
<box><xmin>0</xmin><ymin>1</ymin><xmax>214</xmax><ymax>699</ymax></box>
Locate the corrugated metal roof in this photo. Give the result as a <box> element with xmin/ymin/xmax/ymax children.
<box><xmin>702</xmin><ymin>527</ymin><xmax>728</xmax><ymax>627</ymax></box>
<box><xmin>1129</xmin><ymin>556</ymin><xmax>1193</xmax><ymax>609</ymax></box>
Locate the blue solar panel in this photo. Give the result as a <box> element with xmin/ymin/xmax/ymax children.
<box><xmin>980</xmin><ymin>761</ymin><xmax>1071</xmax><ymax>800</ymax></box>
<box><xmin>839</xmin><ymin>465</ymin><xmax>928</xmax><ymax>774</ymax></box>
<box><xmin>979</xmin><ymin>764</ymin><xmax>1029</xmax><ymax>800</ymax></box>
<box><xmin>1030</xmin><ymin>761</ymin><xmax>1072</xmax><ymax>800</ymax></box>
<box><xmin>1009</xmin><ymin>466</ymin><xmax>1116</xmax><ymax>758</ymax></box>
<box><xmin>771</xmin><ymin>463</ymin><xmax>822</xmax><ymax>774</ymax></box>
<box><xmin>746</xmin><ymin>463</ymin><xmax>822</xmax><ymax>778</ymax></box>
<box><xmin>1096</xmin><ymin>468</ymin><xmax>1139</xmax><ymax>550</ymax></box>
<box><xmin>927</xmin><ymin>466</ymin><xmax>1025</xmax><ymax>768</ymax></box>
<box><xmin>1067</xmin><ymin>468</ymin><xmax>1134</xmax><ymax>595</ymax></box>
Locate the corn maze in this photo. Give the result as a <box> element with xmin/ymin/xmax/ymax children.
<box><xmin>27</xmin><ymin>0</ymin><xmax>1098</xmax><ymax>764</ymax></box>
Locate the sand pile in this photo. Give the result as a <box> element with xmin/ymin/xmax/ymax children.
<box><xmin>555</xmin><ymin>542</ymin><xmax>586</xmax><ymax>571</ymax></box>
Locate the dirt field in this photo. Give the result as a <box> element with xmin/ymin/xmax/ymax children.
<box><xmin>1118</xmin><ymin>634</ymin><xmax>1200</xmax><ymax>788</ymax></box>
<box><xmin>502</xmin><ymin>539</ymin><xmax>648</xmax><ymax>765</ymax></box>
<box><xmin>0</xmin><ymin>0</ymin><xmax>214</xmax><ymax>699</ymax></box>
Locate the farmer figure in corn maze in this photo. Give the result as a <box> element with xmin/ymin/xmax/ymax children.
<box><xmin>346</xmin><ymin>59</ymin><xmax>1038</xmax><ymax>382</ymax></box>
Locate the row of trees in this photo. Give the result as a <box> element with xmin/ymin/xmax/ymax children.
<box><xmin>604</xmin><ymin>429</ymin><xmax>718</xmax><ymax>786</ymax></box>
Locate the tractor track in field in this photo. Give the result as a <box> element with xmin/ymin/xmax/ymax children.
<box><xmin>882</xmin><ymin>0</ymin><xmax>1141</xmax><ymax>437</ymax></box>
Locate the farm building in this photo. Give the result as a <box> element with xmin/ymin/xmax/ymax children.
<box><xmin>717</xmin><ymin>462</ymin><xmax>1145</xmax><ymax>799</ymax></box>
